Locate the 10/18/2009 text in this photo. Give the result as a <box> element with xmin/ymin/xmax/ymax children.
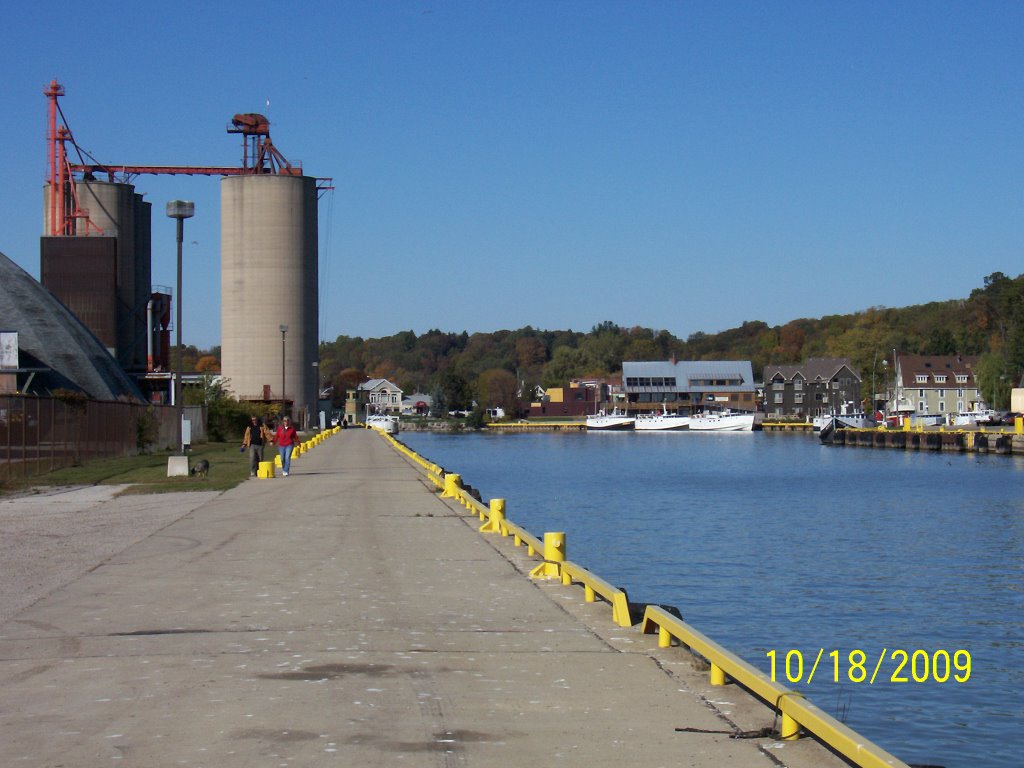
<box><xmin>766</xmin><ymin>648</ymin><xmax>972</xmax><ymax>685</ymax></box>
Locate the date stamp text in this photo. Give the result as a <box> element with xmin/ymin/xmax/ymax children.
<box><xmin>765</xmin><ymin>649</ymin><xmax>971</xmax><ymax>685</ymax></box>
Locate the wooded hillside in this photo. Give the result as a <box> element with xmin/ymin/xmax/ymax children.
<box><xmin>223</xmin><ymin>271</ymin><xmax>1024</xmax><ymax>412</ymax></box>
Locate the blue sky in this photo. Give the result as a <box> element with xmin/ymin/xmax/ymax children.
<box><xmin>2</xmin><ymin>2</ymin><xmax>1021</xmax><ymax>350</ymax></box>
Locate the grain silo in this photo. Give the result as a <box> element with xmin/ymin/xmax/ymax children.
<box><xmin>220</xmin><ymin>174</ymin><xmax>319</xmax><ymax>425</ymax></box>
<box><xmin>40</xmin><ymin>179</ymin><xmax>152</xmax><ymax>371</ymax></box>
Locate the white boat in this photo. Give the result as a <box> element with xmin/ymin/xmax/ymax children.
<box><xmin>689</xmin><ymin>410</ymin><xmax>755</xmax><ymax>432</ymax></box>
<box><xmin>812</xmin><ymin>402</ymin><xmax>877</xmax><ymax>431</ymax></box>
<box><xmin>586</xmin><ymin>408</ymin><xmax>635</xmax><ymax>431</ymax></box>
<box><xmin>635</xmin><ymin>406</ymin><xmax>690</xmax><ymax>431</ymax></box>
<box><xmin>366</xmin><ymin>413</ymin><xmax>400</xmax><ymax>434</ymax></box>
<box><xmin>953</xmin><ymin>408</ymin><xmax>997</xmax><ymax>426</ymax></box>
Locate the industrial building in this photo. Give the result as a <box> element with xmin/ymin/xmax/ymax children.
<box><xmin>36</xmin><ymin>81</ymin><xmax>331</xmax><ymax>425</ymax></box>
<box><xmin>0</xmin><ymin>251</ymin><xmax>143</xmax><ymax>400</ymax></box>
<box><xmin>622</xmin><ymin>359</ymin><xmax>758</xmax><ymax>414</ymax></box>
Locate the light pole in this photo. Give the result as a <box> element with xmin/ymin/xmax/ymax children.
<box><xmin>312</xmin><ymin>360</ymin><xmax>319</xmax><ymax>430</ymax></box>
<box><xmin>279</xmin><ymin>324</ymin><xmax>288</xmax><ymax>420</ymax></box>
<box><xmin>166</xmin><ymin>200</ymin><xmax>194</xmax><ymax>465</ymax></box>
<box><xmin>881</xmin><ymin>358</ymin><xmax>889</xmax><ymax>419</ymax></box>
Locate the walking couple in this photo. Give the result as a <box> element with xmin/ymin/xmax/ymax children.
<box><xmin>242</xmin><ymin>416</ymin><xmax>299</xmax><ymax>477</ymax></box>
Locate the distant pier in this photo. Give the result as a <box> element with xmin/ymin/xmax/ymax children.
<box><xmin>822</xmin><ymin>421</ymin><xmax>1024</xmax><ymax>455</ymax></box>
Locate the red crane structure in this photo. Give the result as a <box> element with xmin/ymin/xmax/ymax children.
<box><xmin>43</xmin><ymin>79</ymin><xmax>331</xmax><ymax>236</ymax></box>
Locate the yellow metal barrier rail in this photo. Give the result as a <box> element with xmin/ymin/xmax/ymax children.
<box><xmin>375</xmin><ymin>431</ymin><xmax>910</xmax><ymax>768</ymax></box>
<box><xmin>641</xmin><ymin>605</ymin><xmax>909</xmax><ymax>767</ymax></box>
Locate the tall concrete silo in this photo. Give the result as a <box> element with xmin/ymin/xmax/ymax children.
<box><xmin>220</xmin><ymin>174</ymin><xmax>319</xmax><ymax>424</ymax></box>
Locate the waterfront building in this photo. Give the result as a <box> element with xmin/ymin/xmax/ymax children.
<box><xmin>529</xmin><ymin>380</ymin><xmax>603</xmax><ymax>418</ymax></box>
<box><xmin>401</xmin><ymin>393</ymin><xmax>433</xmax><ymax>416</ymax></box>
<box><xmin>345</xmin><ymin>378</ymin><xmax>404</xmax><ymax>421</ymax></box>
<box><xmin>889</xmin><ymin>354</ymin><xmax>983</xmax><ymax>419</ymax></box>
<box><xmin>622</xmin><ymin>360</ymin><xmax>756</xmax><ymax>415</ymax></box>
<box><xmin>763</xmin><ymin>358</ymin><xmax>862</xmax><ymax>419</ymax></box>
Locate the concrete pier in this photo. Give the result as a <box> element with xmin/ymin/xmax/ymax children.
<box><xmin>0</xmin><ymin>430</ymin><xmax>869</xmax><ymax>767</ymax></box>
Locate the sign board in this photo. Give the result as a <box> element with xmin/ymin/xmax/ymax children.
<box><xmin>0</xmin><ymin>332</ymin><xmax>17</xmax><ymax>369</ymax></box>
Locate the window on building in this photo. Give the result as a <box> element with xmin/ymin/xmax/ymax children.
<box><xmin>956</xmin><ymin>374</ymin><xmax>969</xmax><ymax>383</ymax></box>
<box><xmin>935</xmin><ymin>375</ymin><xmax>947</xmax><ymax>383</ymax></box>
<box><xmin>794</xmin><ymin>393</ymin><xmax>804</xmax><ymax>404</ymax></box>
<box><xmin>938</xmin><ymin>401</ymin><xmax>945</xmax><ymax>412</ymax></box>
<box><xmin>919</xmin><ymin>389</ymin><xmax>925</xmax><ymax>397</ymax></box>
<box><xmin>915</xmin><ymin>375</ymin><xmax>928</xmax><ymax>383</ymax></box>
<box><xmin>957</xmin><ymin>400</ymin><xmax>964</xmax><ymax>412</ymax></box>
<box><xmin>794</xmin><ymin>378</ymin><xmax>803</xmax><ymax>390</ymax></box>
<box><xmin>919</xmin><ymin>400</ymin><xmax>928</xmax><ymax>413</ymax></box>
<box><xmin>938</xmin><ymin>389</ymin><xmax>945</xmax><ymax>397</ymax></box>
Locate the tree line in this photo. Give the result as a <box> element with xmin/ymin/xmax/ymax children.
<box><xmin>190</xmin><ymin>271</ymin><xmax>1024</xmax><ymax>414</ymax></box>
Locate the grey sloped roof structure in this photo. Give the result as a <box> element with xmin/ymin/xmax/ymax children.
<box><xmin>622</xmin><ymin>360</ymin><xmax>756</xmax><ymax>392</ymax></box>
<box><xmin>764</xmin><ymin>357</ymin><xmax>860</xmax><ymax>383</ymax></box>
<box><xmin>0</xmin><ymin>251</ymin><xmax>143</xmax><ymax>401</ymax></box>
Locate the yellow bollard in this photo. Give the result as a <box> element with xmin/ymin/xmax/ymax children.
<box><xmin>658</xmin><ymin>625</ymin><xmax>671</xmax><ymax>648</ymax></box>
<box><xmin>292</xmin><ymin>444</ymin><xmax>303</xmax><ymax>458</ymax></box>
<box><xmin>274</xmin><ymin>454</ymin><xmax>282</xmax><ymax>468</ymax></box>
<box><xmin>441</xmin><ymin>473</ymin><xmax>462</xmax><ymax>498</ymax></box>
<box><xmin>780</xmin><ymin>710</ymin><xmax>800</xmax><ymax>740</ymax></box>
<box><xmin>1016</xmin><ymin>416</ymin><xmax>1023</xmax><ymax>435</ymax></box>
<box><xmin>480</xmin><ymin>498</ymin><xmax>505</xmax><ymax>533</ymax></box>
<box><xmin>256</xmin><ymin>460</ymin><xmax>275</xmax><ymax>478</ymax></box>
<box><xmin>710</xmin><ymin>663</ymin><xmax>726</xmax><ymax>686</ymax></box>
<box><xmin>529</xmin><ymin>531</ymin><xmax>565</xmax><ymax>580</ymax></box>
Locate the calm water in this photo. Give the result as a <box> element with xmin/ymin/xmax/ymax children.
<box><xmin>400</xmin><ymin>430</ymin><xmax>1023</xmax><ymax>768</ymax></box>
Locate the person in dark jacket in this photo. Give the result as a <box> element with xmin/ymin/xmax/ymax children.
<box><xmin>242</xmin><ymin>416</ymin><xmax>274</xmax><ymax>477</ymax></box>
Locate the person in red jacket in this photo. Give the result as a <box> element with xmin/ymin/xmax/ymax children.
<box><xmin>274</xmin><ymin>416</ymin><xmax>298</xmax><ymax>476</ymax></box>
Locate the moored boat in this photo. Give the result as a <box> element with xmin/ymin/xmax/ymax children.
<box><xmin>635</xmin><ymin>406</ymin><xmax>690</xmax><ymax>431</ymax></box>
<box><xmin>586</xmin><ymin>408</ymin><xmax>635</xmax><ymax>431</ymax></box>
<box><xmin>812</xmin><ymin>402</ymin><xmax>877</xmax><ymax>431</ymax></box>
<box><xmin>953</xmin><ymin>408</ymin><xmax>997</xmax><ymax>426</ymax></box>
<box><xmin>689</xmin><ymin>410</ymin><xmax>754</xmax><ymax>432</ymax></box>
<box><xmin>366</xmin><ymin>413</ymin><xmax>400</xmax><ymax>434</ymax></box>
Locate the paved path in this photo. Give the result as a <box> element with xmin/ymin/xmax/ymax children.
<box><xmin>0</xmin><ymin>430</ymin><xmax>849</xmax><ymax>767</ymax></box>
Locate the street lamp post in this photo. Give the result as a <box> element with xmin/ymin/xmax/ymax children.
<box><xmin>312</xmin><ymin>360</ymin><xmax>319</xmax><ymax>430</ymax></box>
<box><xmin>881</xmin><ymin>358</ymin><xmax>889</xmax><ymax>418</ymax></box>
<box><xmin>279</xmin><ymin>324</ymin><xmax>288</xmax><ymax>420</ymax></box>
<box><xmin>166</xmin><ymin>201</ymin><xmax>194</xmax><ymax>474</ymax></box>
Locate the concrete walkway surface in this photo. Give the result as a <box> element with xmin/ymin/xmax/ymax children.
<box><xmin>0</xmin><ymin>429</ymin><xmax>853</xmax><ymax>767</ymax></box>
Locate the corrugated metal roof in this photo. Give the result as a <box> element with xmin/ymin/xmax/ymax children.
<box><xmin>622</xmin><ymin>360</ymin><xmax>755</xmax><ymax>391</ymax></box>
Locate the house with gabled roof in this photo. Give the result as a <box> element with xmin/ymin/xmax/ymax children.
<box><xmin>763</xmin><ymin>358</ymin><xmax>862</xmax><ymax>419</ymax></box>
<box><xmin>890</xmin><ymin>354</ymin><xmax>983</xmax><ymax>420</ymax></box>
<box><xmin>344</xmin><ymin>378</ymin><xmax>404</xmax><ymax>421</ymax></box>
